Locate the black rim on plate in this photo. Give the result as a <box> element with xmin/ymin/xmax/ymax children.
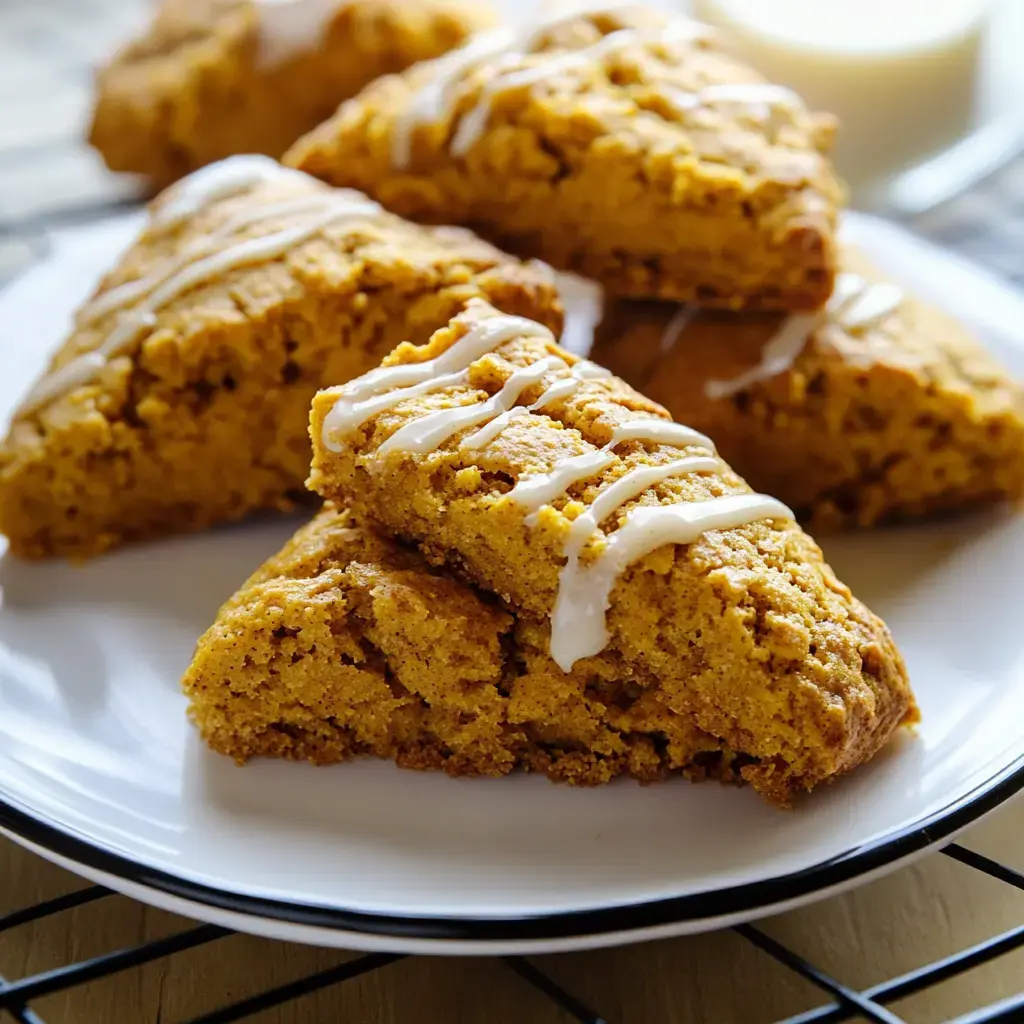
<box><xmin>3</xmin><ymin>751</ymin><xmax>1024</xmax><ymax>944</ymax></box>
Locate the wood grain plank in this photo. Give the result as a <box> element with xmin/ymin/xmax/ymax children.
<box><xmin>4</xmin><ymin>799</ymin><xmax>1024</xmax><ymax>1023</ymax></box>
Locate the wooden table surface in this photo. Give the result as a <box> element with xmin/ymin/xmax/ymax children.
<box><xmin>4</xmin><ymin>804</ymin><xmax>1024</xmax><ymax>1023</ymax></box>
<box><xmin>2</xmin><ymin>2</ymin><xmax>1024</xmax><ymax>1021</ymax></box>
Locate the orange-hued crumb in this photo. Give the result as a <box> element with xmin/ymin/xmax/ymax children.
<box><xmin>287</xmin><ymin>5</ymin><xmax>842</xmax><ymax>309</ymax></box>
<box><xmin>0</xmin><ymin>174</ymin><xmax>560</xmax><ymax>560</ymax></box>
<box><xmin>594</xmin><ymin>248</ymin><xmax>1024</xmax><ymax>530</ymax></box>
<box><xmin>185</xmin><ymin>505</ymin><xmax>737</xmax><ymax>788</ymax></box>
<box><xmin>89</xmin><ymin>0</ymin><xmax>494</xmax><ymax>186</ymax></box>
<box><xmin>306</xmin><ymin>301</ymin><xmax>917</xmax><ymax>804</ymax></box>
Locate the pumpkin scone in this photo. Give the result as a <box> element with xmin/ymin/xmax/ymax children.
<box><xmin>307</xmin><ymin>299</ymin><xmax>917</xmax><ymax>804</ymax></box>
<box><xmin>285</xmin><ymin>4</ymin><xmax>842</xmax><ymax>310</ymax></box>
<box><xmin>89</xmin><ymin>0</ymin><xmax>494</xmax><ymax>186</ymax></box>
<box><xmin>593</xmin><ymin>248</ymin><xmax>1024</xmax><ymax>531</ymax></box>
<box><xmin>185</xmin><ymin>503</ymin><xmax>755</xmax><ymax>790</ymax></box>
<box><xmin>0</xmin><ymin>157</ymin><xmax>561</xmax><ymax>560</ymax></box>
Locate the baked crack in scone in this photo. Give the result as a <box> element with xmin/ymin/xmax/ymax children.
<box><xmin>185</xmin><ymin>504</ymin><xmax>748</xmax><ymax>787</ymax></box>
<box><xmin>0</xmin><ymin>157</ymin><xmax>561</xmax><ymax>559</ymax></box>
<box><xmin>593</xmin><ymin>248</ymin><xmax>1024</xmax><ymax>530</ymax></box>
<box><xmin>286</xmin><ymin>3</ymin><xmax>842</xmax><ymax>309</ymax></box>
<box><xmin>306</xmin><ymin>299</ymin><xmax>917</xmax><ymax>803</ymax></box>
<box><xmin>89</xmin><ymin>0</ymin><xmax>494</xmax><ymax>186</ymax></box>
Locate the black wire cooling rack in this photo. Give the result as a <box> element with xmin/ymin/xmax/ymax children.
<box><xmin>1</xmin><ymin>842</ymin><xmax>1023</xmax><ymax>1024</ymax></box>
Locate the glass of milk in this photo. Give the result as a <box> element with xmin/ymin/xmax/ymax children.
<box><xmin>691</xmin><ymin>0</ymin><xmax>1007</xmax><ymax>211</ymax></box>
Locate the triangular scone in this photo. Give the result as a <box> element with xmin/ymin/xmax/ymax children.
<box><xmin>90</xmin><ymin>0</ymin><xmax>493</xmax><ymax>186</ymax></box>
<box><xmin>0</xmin><ymin>158</ymin><xmax>561</xmax><ymax>560</ymax></box>
<box><xmin>307</xmin><ymin>300</ymin><xmax>917</xmax><ymax>803</ymax></box>
<box><xmin>285</xmin><ymin>4</ymin><xmax>842</xmax><ymax>310</ymax></box>
<box><xmin>593</xmin><ymin>248</ymin><xmax>1024</xmax><ymax>531</ymax></box>
<box><xmin>185</xmin><ymin>504</ymin><xmax>748</xmax><ymax>788</ymax></box>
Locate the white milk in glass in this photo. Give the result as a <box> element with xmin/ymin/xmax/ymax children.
<box><xmin>691</xmin><ymin>0</ymin><xmax>991</xmax><ymax>192</ymax></box>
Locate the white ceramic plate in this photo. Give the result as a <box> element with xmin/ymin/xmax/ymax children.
<box><xmin>1</xmin><ymin>213</ymin><xmax>1024</xmax><ymax>955</ymax></box>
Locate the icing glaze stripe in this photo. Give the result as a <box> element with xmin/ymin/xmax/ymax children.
<box><xmin>836</xmin><ymin>280</ymin><xmax>904</xmax><ymax>331</ymax></box>
<box><xmin>20</xmin><ymin>158</ymin><xmax>384</xmax><ymax>416</ymax></box>
<box><xmin>551</xmin><ymin>491</ymin><xmax>792</xmax><ymax>669</ymax></box>
<box><xmin>460</xmin><ymin>358</ymin><xmax>612</xmax><ymax>451</ymax></box>
<box><xmin>658</xmin><ymin>305</ymin><xmax>696</xmax><ymax>354</ymax></box>
<box><xmin>705</xmin><ymin>312</ymin><xmax>819</xmax><ymax>400</ymax></box>
<box><xmin>326</xmin><ymin>368</ymin><xmax>472</xmax><ymax>445</ymax></box>
<box><xmin>256</xmin><ymin>0</ymin><xmax>343</xmax><ymax>67</ymax></box>
<box><xmin>392</xmin><ymin>4</ymin><xmax>719</xmax><ymax>166</ymax></box>
<box><xmin>511</xmin><ymin>450</ymin><xmax>619</xmax><ymax>514</ymax></box>
<box><xmin>81</xmin><ymin>194</ymin><xmax>352</xmax><ymax>327</ymax></box>
<box><xmin>321</xmin><ymin>314</ymin><xmax>556</xmax><ymax>449</ymax></box>
<box><xmin>377</xmin><ymin>356</ymin><xmax>566</xmax><ymax>458</ymax></box>
<box><xmin>391</xmin><ymin>28</ymin><xmax>514</xmax><ymax>167</ymax></box>
<box><xmin>24</xmin><ymin>176</ymin><xmax>385</xmax><ymax>415</ymax></box>
<box><xmin>150</xmin><ymin>155</ymin><xmax>303</xmax><ymax>231</ymax></box>
<box><xmin>610</xmin><ymin>420</ymin><xmax>715</xmax><ymax>452</ymax></box>
<box><xmin>549</xmin><ymin>454</ymin><xmax>720</xmax><ymax>669</ymax></box>
<box><xmin>701</xmin><ymin>271</ymin><xmax>905</xmax><ymax>400</ymax></box>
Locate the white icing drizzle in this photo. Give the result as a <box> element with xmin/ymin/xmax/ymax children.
<box><xmin>663</xmin><ymin>80</ymin><xmax>802</xmax><ymax>118</ymax></box>
<box><xmin>609</xmin><ymin>420</ymin><xmax>714</xmax><ymax>451</ymax></box>
<box><xmin>825</xmin><ymin>270</ymin><xmax>867</xmax><ymax>311</ymax></box>
<box><xmin>658</xmin><ymin>304</ymin><xmax>696</xmax><ymax>354</ymax></box>
<box><xmin>391</xmin><ymin>28</ymin><xmax>513</xmax><ymax>168</ymax></box>
<box><xmin>695</xmin><ymin>82</ymin><xmax>802</xmax><ymax>114</ymax></box>
<box><xmin>834</xmin><ymin>280</ymin><xmax>904</xmax><ymax>331</ymax></box>
<box><xmin>378</xmin><ymin>356</ymin><xmax>567</xmax><ymax>458</ymax></box>
<box><xmin>25</xmin><ymin>354</ymin><xmax>111</xmax><ymax>414</ymax></box>
<box><xmin>560</xmin><ymin>458</ymin><xmax>723</xmax><ymax>562</ymax></box>
<box><xmin>510</xmin><ymin>418</ymin><xmax>715</xmax><ymax>519</ymax></box>
<box><xmin>512</xmin><ymin>451</ymin><xmax>618</xmax><ymax>515</ymax></box>
<box><xmin>690</xmin><ymin>82</ymin><xmax>805</xmax><ymax>140</ymax></box>
<box><xmin>150</xmin><ymin>155</ymin><xmax>300</xmax><ymax>232</ymax></box>
<box><xmin>704</xmin><ymin>312</ymin><xmax>819</xmax><ymax>401</ymax></box>
<box><xmin>661</xmin><ymin>80</ymin><xmax>814</xmax><ymax>180</ymax></box>
<box><xmin>702</xmin><ymin>272</ymin><xmax>906</xmax><ymax>400</ymax></box>
<box><xmin>77</xmin><ymin>276</ymin><xmax>166</xmax><ymax>330</ymax></box>
<box><xmin>528</xmin><ymin>355</ymin><xmax>607</xmax><ymax>407</ymax></box>
<box><xmin>553</xmin><ymin>357</ymin><xmax>612</xmax><ymax>382</ymax></box>
<box><xmin>320</xmin><ymin>314</ymin><xmax>555</xmax><ymax>449</ymax></box>
<box><xmin>549</xmin><ymin>454</ymin><xmax>718</xmax><ymax>669</ymax></box>
<box><xmin>322</xmin><ymin>305</ymin><xmax>792</xmax><ymax>672</ymax></box>
<box><xmin>20</xmin><ymin>159</ymin><xmax>382</xmax><ymax>415</ymax></box>
<box><xmin>328</xmin><ymin>369</ymin><xmax>471</xmax><ymax>444</ymax></box>
<box><xmin>392</xmin><ymin>5</ymin><xmax>716</xmax><ymax>166</ymax></box>
<box><xmin>459</xmin><ymin>357</ymin><xmax>613</xmax><ymax>451</ymax></box>
<box><xmin>255</xmin><ymin>0</ymin><xmax>343</xmax><ymax>67</ymax></box>
<box><xmin>451</xmin><ymin>27</ymin><xmax>648</xmax><ymax>158</ymax></box>
<box><xmin>81</xmin><ymin>193</ymin><xmax>348</xmax><ymax>327</ymax></box>
<box><xmin>550</xmin><ymin>491</ymin><xmax>792</xmax><ymax>670</ymax></box>
<box><xmin>460</xmin><ymin>405</ymin><xmax>531</xmax><ymax>452</ymax></box>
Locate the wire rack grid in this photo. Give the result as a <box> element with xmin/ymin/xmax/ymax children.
<box><xmin>1</xmin><ymin>842</ymin><xmax>1023</xmax><ymax>1024</ymax></box>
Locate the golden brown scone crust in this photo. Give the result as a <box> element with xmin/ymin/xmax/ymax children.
<box><xmin>286</xmin><ymin>5</ymin><xmax>842</xmax><ymax>309</ymax></box>
<box><xmin>308</xmin><ymin>301</ymin><xmax>917</xmax><ymax>803</ymax></box>
<box><xmin>89</xmin><ymin>0</ymin><xmax>494</xmax><ymax>186</ymax></box>
<box><xmin>594</xmin><ymin>248</ymin><xmax>1024</xmax><ymax>531</ymax></box>
<box><xmin>185</xmin><ymin>504</ymin><xmax>738</xmax><ymax>787</ymax></box>
<box><xmin>0</xmin><ymin>175</ymin><xmax>561</xmax><ymax>560</ymax></box>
